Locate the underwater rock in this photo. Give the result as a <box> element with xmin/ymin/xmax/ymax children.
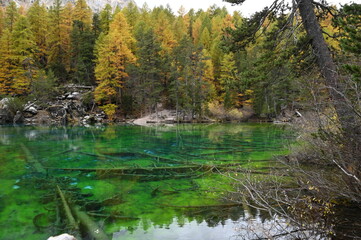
<box><xmin>47</xmin><ymin>233</ymin><xmax>77</xmax><ymax>240</ymax></box>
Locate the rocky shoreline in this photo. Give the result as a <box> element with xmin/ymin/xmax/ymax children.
<box><xmin>0</xmin><ymin>85</ymin><xmax>107</xmax><ymax>126</ymax></box>
<box><xmin>0</xmin><ymin>84</ymin><xmax>304</xmax><ymax>126</ymax></box>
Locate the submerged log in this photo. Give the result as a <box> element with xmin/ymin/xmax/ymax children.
<box><xmin>56</xmin><ymin>186</ymin><xmax>79</xmax><ymax>232</ymax></box>
<box><xmin>76</xmin><ymin>151</ymin><xmax>197</xmax><ymax>166</ymax></box>
<box><xmin>196</xmin><ymin>150</ymin><xmax>245</xmax><ymax>156</ymax></box>
<box><xmin>57</xmin><ymin>186</ymin><xmax>109</xmax><ymax>240</ymax></box>
<box><xmin>87</xmin><ymin>212</ymin><xmax>139</xmax><ymax>220</ymax></box>
<box><xmin>75</xmin><ymin>151</ymin><xmax>118</xmax><ymax>161</ymax></box>
<box><xmin>70</xmin><ymin>206</ymin><xmax>110</xmax><ymax>240</ymax></box>
<box><xmin>140</xmin><ymin>152</ymin><xmax>198</xmax><ymax>165</ymax></box>
<box><xmin>46</xmin><ymin>165</ymin><xmax>208</xmax><ymax>174</ymax></box>
<box><xmin>46</xmin><ymin>164</ymin><xmax>269</xmax><ymax>178</ymax></box>
<box><xmin>160</xmin><ymin>203</ymin><xmax>242</xmax><ymax>208</ymax></box>
<box><xmin>21</xmin><ymin>144</ymin><xmax>46</xmax><ymax>174</ymax></box>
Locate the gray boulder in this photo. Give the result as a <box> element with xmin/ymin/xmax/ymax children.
<box><xmin>0</xmin><ymin>98</ymin><xmax>12</xmax><ymax>124</ymax></box>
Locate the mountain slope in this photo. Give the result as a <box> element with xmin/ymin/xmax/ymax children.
<box><xmin>1</xmin><ymin>0</ymin><xmax>134</xmax><ymax>12</ymax></box>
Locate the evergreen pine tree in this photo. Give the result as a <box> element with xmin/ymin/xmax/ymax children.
<box><xmin>47</xmin><ymin>0</ymin><xmax>67</xmax><ymax>81</ymax></box>
<box><xmin>337</xmin><ymin>3</ymin><xmax>361</xmax><ymax>82</ymax></box>
<box><xmin>132</xmin><ymin>23</ymin><xmax>163</xmax><ymax>114</ymax></box>
<box><xmin>70</xmin><ymin>20</ymin><xmax>96</xmax><ymax>85</ymax></box>
<box><xmin>5</xmin><ymin>0</ymin><xmax>18</xmax><ymax>32</ymax></box>
<box><xmin>219</xmin><ymin>52</ymin><xmax>239</xmax><ymax>109</ymax></box>
<box><xmin>99</xmin><ymin>4</ymin><xmax>112</xmax><ymax>34</ymax></box>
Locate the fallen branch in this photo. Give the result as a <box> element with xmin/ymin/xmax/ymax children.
<box><xmin>136</xmin><ymin>151</ymin><xmax>199</xmax><ymax>165</ymax></box>
<box><xmin>56</xmin><ymin>185</ymin><xmax>79</xmax><ymax>232</ymax></box>
<box><xmin>21</xmin><ymin>144</ymin><xmax>46</xmax><ymax>174</ymax></box>
<box><xmin>76</xmin><ymin>151</ymin><xmax>198</xmax><ymax>166</ymax></box>
<box><xmin>45</xmin><ymin>165</ymin><xmax>207</xmax><ymax>174</ymax></box>
<box><xmin>46</xmin><ymin>164</ymin><xmax>276</xmax><ymax>179</ymax></box>
<box><xmin>74</xmin><ymin>151</ymin><xmax>118</xmax><ymax>161</ymax></box>
<box><xmin>87</xmin><ymin>212</ymin><xmax>139</xmax><ymax>220</ymax></box>
<box><xmin>70</xmin><ymin>205</ymin><xmax>110</xmax><ymax>240</ymax></box>
<box><xmin>160</xmin><ymin>203</ymin><xmax>242</xmax><ymax>208</ymax></box>
<box><xmin>57</xmin><ymin>186</ymin><xmax>109</xmax><ymax>240</ymax></box>
<box><xmin>195</xmin><ymin>150</ymin><xmax>245</xmax><ymax>156</ymax></box>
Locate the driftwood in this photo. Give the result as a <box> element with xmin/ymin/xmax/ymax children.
<box><xmin>21</xmin><ymin>144</ymin><xmax>46</xmax><ymax>174</ymax></box>
<box><xmin>87</xmin><ymin>212</ymin><xmax>139</xmax><ymax>220</ymax></box>
<box><xmin>183</xmin><ymin>145</ymin><xmax>237</xmax><ymax>150</ymax></box>
<box><xmin>70</xmin><ymin>205</ymin><xmax>110</xmax><ymax>240</ymax></box>
<box><xmin>160</xmin><ymin>203</ymin><xmax>242</xmax><ymax>208</ymax></box>
<box><xmin>75</xmin><ymin>151</ymin><xmax>118</xmax><ymax>161</ymax></box>
<box><xmin>46</xmin><ymin>164</ymin><xmax>273</xmax><ymax>178</ymax></box>
<box><xmin>57</xmin><ymin>186</ymin><xmax>109</xmax><ymax>240</ymax></box>
<box><xmin>100</xmin><ymin>194</ymin><xmax>124</xmax><ymax>206</ymax></box>
<box><xmin>56</xmin><ymin>186</ymin><xmax>79</xmax><ymax>232</ymax></box>
<box><xmin>140</xmin><ymin>152</ymin><xmax>199</xmax><ymax>165</ymax></box>
<box><xmin>195</xmin><ymin>150</ymin><xmax>245</xmax><ymax>156</ymax></box>
<box><xmin>76</xmin><ymin>151</ymin><xmax>198</xmax><ymax>166</ymax></box>
<box><xmin>46</xmin><ymin>165</ymin><xmax>206</xmax><ymax>174</ymax></box>
<box><xmin>49</xmin><ymin>147</ymin><xmax>82</xmax><ymax>158</ymax></box>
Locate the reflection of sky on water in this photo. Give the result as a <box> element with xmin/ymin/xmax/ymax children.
<box><xmin>113</xmin><ymin>218</ymin><xmax>241</xmax><ymax>240</ymax></box>
<box><xmin>112</xmin><ymin>212</ymin><xmax>297</xmax><ymax>240</ymax></box>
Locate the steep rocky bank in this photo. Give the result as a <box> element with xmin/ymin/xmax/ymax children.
<box><xmin>0</xmin><ymin>85</ymin><xmax>106</xmax><ymax>126</ymax></box>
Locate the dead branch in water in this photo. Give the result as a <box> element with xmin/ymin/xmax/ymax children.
<box><xmin>160</xmin><ymin>203</ymin><xmax>242</xmax><ymax>208</ymax></box>
<box><xmin>56</xmin><ymin>186</ymin><xmax>109</xmax><ymax>240</ymax></box>
<box><xmin>56</xmin><ymin>185</ymin><xmax>81</xmax><ymax>238</ymax></box>
<box><xmin>21</xmin><ymin>144</ymin><xmax>46</xmax><ymax>174</ymax></box>
<box><xmin>87</xmin><ymin>212</ymin><xmax>139</xmax><ymax>220</ymax></box>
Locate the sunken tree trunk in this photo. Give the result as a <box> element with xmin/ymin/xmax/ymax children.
<box><xmin>297</xmin><ymin>0</ymin><xmax>358</xmax><ymax>133</ymax></box>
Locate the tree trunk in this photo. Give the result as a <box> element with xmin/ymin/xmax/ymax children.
<box><xmin>297</xmin><ymin>0</ymin><xmax>358</xmax><ymax>132</ymax></box>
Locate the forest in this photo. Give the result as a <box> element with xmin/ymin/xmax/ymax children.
<box><xmin>1</xmin><ymin>0</ymin><xmax>357</xmax><ymax>122</ymax></box>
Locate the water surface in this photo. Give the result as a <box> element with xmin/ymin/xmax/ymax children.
<box><xmin>0</xmin><ymin>123</ymin><xmax>292</xmax><ymax>240</ymax></box>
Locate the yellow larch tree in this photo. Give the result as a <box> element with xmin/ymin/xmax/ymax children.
<box><xmin>0</xmin><ymin>7</ymin><xmax>4</xmax><ymax>37</ymax></box>
<box><xmin>153</xmin><ymin>11</ymin><xmax>177</xmax><ymax>54</ymax></box>
<box><xmin>94</xmin><ymin>12</ymin><xmax>136</xmax><ymax>118</ymax></box>
<box><xmin>0</xmin><ymin>29</ymin><xmax>15</xmax><ymax>95</ymax></box>
<box><xmin>73</xmin><ymin>0</ymin><xmax>92</xmax><ymax>27</ymax></box>
<box><xmin>12</xmin><ymin>15</ymin><xmax>38</xmax><ymax>94</ymax></box>
<box><xmin>60</xmin><ymin>2</ymin><xmax>74</xmax><ymax>71</ymax></box>
<box><xmin>173</xmin><ymin>7</ymin><xmax>189</xmax><ymax>41</ymax></box>
<box><xmin>192</xmin><ymin>17</ymin><xmax>202</xmax><ymax>45</ymax></box>
<box><xmin>27</xmin><ymin>0</ymin><xmax>48</xmax><ymax>67</ymax></box>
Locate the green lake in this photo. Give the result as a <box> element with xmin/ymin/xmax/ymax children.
<box><xmin>0</xmin><ymin>123</ymin><xmax>292</xmax><ymax>240</ymax></box>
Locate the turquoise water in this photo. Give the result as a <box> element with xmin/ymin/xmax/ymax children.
<box><xmin>0</xmin><ymin>124</ymin><xmax>292</xmax><ymax>240</ymax></box>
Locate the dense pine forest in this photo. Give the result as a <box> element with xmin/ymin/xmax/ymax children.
<box><xmin>1</xmin><ymin>0</ymin><xmax>357</xmax><ymax>123</ymax></box>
